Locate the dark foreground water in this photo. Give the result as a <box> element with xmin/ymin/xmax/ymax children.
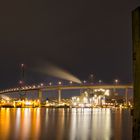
<box><xmin>0</xmin><ymin>108</ymin><xmax>132</xmax><ymax>140</ymax></box>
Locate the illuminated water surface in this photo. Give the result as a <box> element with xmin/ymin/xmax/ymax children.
<box><xmin>0</xmin><ymin>108</ymin><xmax>132</xmax><ymax>140</ymax></box>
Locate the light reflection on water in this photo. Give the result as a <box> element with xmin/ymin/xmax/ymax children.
<box><xmin>69</xmin><ymin>108</ymin><xmax>112</xmax><ymax>140</ymax></box>
<box><xmin>0</xmin><ymin>108</ymin><xmax>132</xmax><ymax>140</ymax></box>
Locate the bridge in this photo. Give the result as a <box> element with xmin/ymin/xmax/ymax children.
<box><xmin>0</xmin><ymin>83</ymin><xmax>133</xmax><ymax>104</ymax></box>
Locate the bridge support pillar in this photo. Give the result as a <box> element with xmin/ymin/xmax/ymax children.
<box><xmin>113</xmin><ymin>87</ymin><xmax>116</xmax><ymax>95</ymax></box>
<box><xmin>38</xmin><ymin>90</ymin><xmax>42</xmax><ymax>106</ymax></box>
<box><xmin>58</xmin><ymin>89</ymin><xmax>61</xmax><ymax>104</ymax></box>
<box><xmin>125</xmin><ymin>88</ymin><xmax>128</xmax><ymax>106</ymax></box>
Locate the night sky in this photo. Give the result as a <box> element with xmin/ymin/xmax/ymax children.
<box><xmin>0</xmin><ymin>0</ymin><xmax>140</xmax><ymax>88</ymax></box>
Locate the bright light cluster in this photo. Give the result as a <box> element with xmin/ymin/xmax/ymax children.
<box><xmin>0</xmin><ymin>99</ymin><xmax>40</xmax><ymax>108</ymax></box>
<box><xmin>71</xmin><ymin>89</ymin><xmax>110</xmax><ymax>107</ymax></box>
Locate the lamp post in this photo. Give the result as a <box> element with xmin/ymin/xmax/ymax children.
<box><xmin>49</xmin><ymin>82</ymin><xmax>52</xmax><ymax>86</ymax></box>
<box><xmin>99</xmin><ymin>80</ymin><xmax>102</xmax><ymax>84</ymax></box>
<box><xmin>19</xmin><ymin>64</ymin><xmax>26</xmax><ymax>100</ymax></box>
<box><xmin>83</xmin><ymin>80</ymin><xmax>87</xmax><ymax>84</ymax></box>
<box><xmin>114</xmin><ymin>79</ymin><xmax>119</xmax><ymax>84</ymax></box>
<box><xmin>58</xmin><ymin>81</ymin><xmax>62</xmax><ymax>104</ymax></box>
<box><xmin>21</xmin><ymin>64</ymin><xmax>25</xmax><ymax>84</ymax></box>
<box><xmin>113</xmin><ymin>79</ymin><xmax>119</xmax><ymax>96</ymax></box>
<box><xmin>58</xmin><ymin>81</ymin><xmax>62</xmax><ymax>85</ymax></box>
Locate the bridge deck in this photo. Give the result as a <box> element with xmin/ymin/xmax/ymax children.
<box><xmin>0</xmin><ymin>84</ymin><xmax>133</xmax><ymax>94</ymax></box>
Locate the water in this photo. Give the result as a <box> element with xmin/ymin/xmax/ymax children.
<box><xmin>0</xmin><ymin>108</ymin><xmax>132</xmax><ymax>140</ymax></box>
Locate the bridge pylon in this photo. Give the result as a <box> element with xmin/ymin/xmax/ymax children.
<box><xmin>38</xmin><ymin>89</ymin><xmax>42</xmax><ymax>106</ymax></box>
<box><xmin>58</xmin><ymin>89</ymin><xmax>61</xmax><ymax>104</ymax></box>
<box><xmin>125</xmin><ymin>88</ymin><xmax>128</xmax><ymax>106</ymax></box>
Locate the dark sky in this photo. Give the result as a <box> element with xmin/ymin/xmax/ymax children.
<box><xmin>0</xmin><ymin>0</ymin><xmax>140</xmax><ymax>88</ymax></box>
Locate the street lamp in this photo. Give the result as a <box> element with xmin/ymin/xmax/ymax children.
<box><xmin>83</xmin><ymin>80</ymin><xmax>87</xmax><ymax>84</ymax></box>
<box><xmin>114</xmin><ymin>79</ymin><xmax>119</xmax><ymax>95</ymax></box>
<box><xmin>20</xmin><ymin>63</ymin><xmax>25</xmax><ymax>85</ymax></box>
<box><xmin>99</xmin><ymin>80</ymin><xmax>102</xmax><ymax>84</ymax></box>
<box><xmin>58</xmin><ymin>81</ymin><xmax>62</xmax><ymax>85</ymax></box>
<box><xmin>19</xmin><ymin>80</ymin><xmax>23</xmax><ymax>85</ymax></box>
<box><xmin>49</xmin><ymin>82</ymin><xmax>52</xmax><ymax>86</ymax></box>
<box><xmin>21</xmin><ymin>63</ymin><xmax>24</xmax><ymax>67</ymax></box>
<box><xmin>40</xmin><ymin>83</ymin><xmax>44</xmax><ymax>87</ymax></box>
<box><xmin>114</xmin><ymin>79</ymin><xmax>119</xmax><ymax>84</ymax></box>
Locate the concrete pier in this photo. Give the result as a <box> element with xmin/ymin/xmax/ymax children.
<box><xmin>125</xmin><ymin>88</ymin><xmax>128</xmax><ymax>106</ymax></box>
<box><xmin>38</xmin><ymin>90</ymin><xmax>42</xmax><ymax>102</ymax></box>
<box><xmin>58</xmin><ymin>89</ymin><xmax>61</xmax><ymax>104</ymax></box>
<box><xmin>132</xmin><ymin>7</ymin><xmax>140</xmax><ymax>140</ymax></box>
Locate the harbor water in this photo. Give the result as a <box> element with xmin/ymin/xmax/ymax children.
<box><xmin>0</xmin><ymin>108</ymin><xmax>132</xmax><ymax>140</ymax></box>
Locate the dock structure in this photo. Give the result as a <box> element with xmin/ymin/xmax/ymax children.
<box><xmin>132</xmin><ymin>7</ymin><xmax>140</xmax><ymax>140</ymax></box>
